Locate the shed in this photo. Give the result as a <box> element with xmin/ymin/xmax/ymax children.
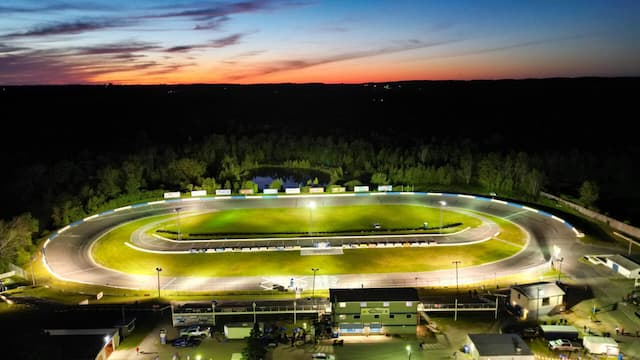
<box><xmin>466</xmin><ymin>334</ymin><xmax>534</xmax><ymax>360</ymax></box>
<box><xmin>605</xmin><ymin>255</ymin><xmax>640</xmax><ymax>278</ymax></box>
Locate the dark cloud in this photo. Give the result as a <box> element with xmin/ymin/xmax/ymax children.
<box><xmin>428</xmin><ymin>34</ymin><xmax>596</xmax><ymax>60</ymax></box>
<box><xmin>0</xmin><ymin>47</ymin><xmax>162</xmax><ymax>85</ymax></box>
<box><xmin>0</xmin><ymin>51</ymin><xmax>88</xmax><ymax>84</ymax></box>
<box><xmin>145</xmin><ymin>0</ymin><xmax>308</xmax><ymax>21</ymax></box>
<box><xmin>0</xmin><ymin>3</ymin><xmax>112</xmax><ymax>14</ymax></box>
<box><xmin>0</xmin><ymin>44</ymin><xmax>26</xmax><ymax>53</ymax></box>
<box><xmin>165</xmin><ymin>33</ymin><xmax>245</xmax><ymax>53</ymax></box>
<box><xmin>152</xmin><ymin>0</ymin><xmax>269</xmax><ymax>21</ymax></box>
<box><xmin>227</xmin><ymin>39</ymin><xmax>459</xmax><ymax>80</ymax></box>
<box><xmin>2</xmin><ymin>19</ymin><xmax>127</xmax><ymax>39</ymax></box>
<box><xmin>194</xmin><ymin>16</ymin><xmax>230</xmax><ymax>30</ymax></box>
<box><xmin>167</xmin><ymin>45</ymin><xmax>195</xmax><ymax>53</ymax></box>
<box><xmin>210</xmin><ymin>33</ymin><xmax>243</xmax><ymax>47</ymax></box>
<box><xmin>143</xmin><ymin>63</ymin><xmax>195</xmax><ymax>76</ymax></box>
<box><xmin>75</xmin><ymin>42</ymin><xmax>160</xmax><ymax>55</ymax></box>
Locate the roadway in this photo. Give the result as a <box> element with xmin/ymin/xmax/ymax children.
<box><xmin>43</xmin><ymin>194</ymin><xmax>577</xmax><ymax>292</ymax></box>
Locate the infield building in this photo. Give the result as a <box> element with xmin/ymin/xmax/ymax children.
<box><xmin>330</xmin><ymin>288</ymin><xmax>419</xmax><ymax>335</ymax></box>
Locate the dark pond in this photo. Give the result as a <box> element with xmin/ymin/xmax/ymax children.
<box><xmin>247</xmin><ymin>167</ymin><xmax>330</xmax><ymax>191</ymax></box>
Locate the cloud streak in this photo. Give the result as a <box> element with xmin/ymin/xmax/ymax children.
<box><xmin>2</xmin><ymin>19</ymin><xmax>128</xmax><ymax>39</ymax></box>
<box><xmin>144</xmin><ymin>0</ymin><xmax>271</xmax><ymax>21</ymax></box>
<box><xmin>226</xmin><ymin>39</ymin><xmax>459</xmax><ymax>80</ymax></box>
<box><xmin>165</xmin><ymin>33</ymin><xmax>245</xmax><ymax>53</ymax></box>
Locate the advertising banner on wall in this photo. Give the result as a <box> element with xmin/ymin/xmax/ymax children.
<box><xmin>331</xmin><ymin>187</ymin><xmax>346</xmax><ymax>193</ymax></box>
<box><xmin>164</xmin><ymin>192</ymin><xmax>181</xmax><ymax>199</ymax></box>
<box><xmin>310</xmin><ymin>187</ymin><xmax>325</xmax><ymax>193</ymax></box>
<box><xmin>239</xmin><ymin>189</ymin><xmax>254</xmax><ymax>195</ymax></box>
<box><xmin>285</xmin><ymin>188</ymin><xmax>301</xmax><ymax>194</ymax></box>
<box><xmin>216</xmin><ymin>189</ymin><xmax>232</xmax><ymax>195</ymax></box>
<box><xmin>264</xmin><ymin>189</ymin><xmax>278</xmax><ymax>195</ymax></box>
<box><xmin>191</xmin><ymin>190</ymin><xmax>207</xmax><ymax>197</ymax></box>
<box><xmin>354</xmin><ymin>186</ymin><xmax>370</xmax><ymax>192</ymax></box>
<box><xmin>377</xmin><ymin>185</ymin><xmax>392</xmax><ymax>192</ymax></box>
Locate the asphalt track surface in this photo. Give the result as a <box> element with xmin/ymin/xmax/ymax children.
<box><xmin>43</xmin><ymin>194</ymin><xmax>577</xmax><ymax>292</ymax></box>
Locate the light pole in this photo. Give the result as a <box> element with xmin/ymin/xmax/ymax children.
<box><xmin>307</xmin><ymin>201</ymin><xmax>316</xmax><ymax>236</ymax></box>
<box><xmin>557</xmin><ymin>257</ymin><xmax>564</xmax><ymax>282</ymax></box>
<box><xmin>174</xmin><ymin>207</ymin><xmax>182</xmax><ymax>241</ymax></box>
<box><xmin>252</xmin><ymin>302</ymin><xmax>257</xmax><ymax>323</ymax></box>
<box><xmin>155</xmin><ymin>267</ymin><xmax>162</xmax><ymax>298</ymax></box>
<box><xmin>439</xmin><ymin>200</ymin><xmax>447</xmax><ymax>234</ymax></box>
<box><xmin>536</xmin><ymin>287</ymin><xmax>542</xmax><ymax>323</ymax></box>
<box><xmin>311</xmin><ymin>268</ymin><xmax>319</xmax><ymax>308</ymax></box>
<box><xmin>406</xmin><ymin>344</ymin><xmax>412</xmax><ymax>360</ymax></box>
<box><xmin>452</xmin><ymin>260</ymin><xmax>461</xmax><ymax>296</ymax></box>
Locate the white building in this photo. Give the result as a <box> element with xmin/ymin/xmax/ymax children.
<box><xmin>466</xmin><ymin>334</ymin><xmax>535</xmax><ymax>360</ymax></box>
<box><xmin>605</xmin><ymin>255</ymin><xmax>640</xmax><ymax>279</ymax></box>
<box><xmin>510</xmin><ymin>282</ymin><xmax>565</xmax><ymax>320</ymax></box>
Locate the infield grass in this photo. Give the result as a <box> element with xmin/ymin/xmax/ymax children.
<box><xmin>91</xmin><ymin>207</ymin><xmax>524</xmax><ymax>278</ymax></box>
<box><xmin>154</xmin><ymin>205</ymin><xmax>481</xmax><ymax>238</ymax></box>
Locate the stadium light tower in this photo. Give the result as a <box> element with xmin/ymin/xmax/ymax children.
<box><xmin>174</xmin><ymin>207</ymin><xmax>182</xmax><ymax>241</ymax></box>
<box><xmin>439</xmin><ymin>200</ymin><xmax>447</xmax><ymax>234</ymax></box>
<box><xmin>311</xmin><ymin>268</ymin><xmax>319</xmax><ymax>308</ymax></box>
<box><xmin>307</xmin><ymin>201</ymin><xmax>316</xmax><ymax>237</ymax></box>
<box><xmin>155</xmin><ymin>267</ymin><xmax>162</xmax><ymax>298</ymax></box>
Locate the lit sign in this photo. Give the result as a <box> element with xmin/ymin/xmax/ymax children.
<box><xmin>361</xmin><ymin>308</ymin><xmax>390</xmax><ymax>315</ymax></box>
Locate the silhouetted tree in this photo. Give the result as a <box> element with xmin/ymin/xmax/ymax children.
<box><xmin>579</xmin><ymin>180</ymin><xmax>599</xmax><ymax>208</ymax></box>
<box><xmin>243</xmin><ymin>322</ymin><xmax>266</xmax><ymax>360</ymax></box>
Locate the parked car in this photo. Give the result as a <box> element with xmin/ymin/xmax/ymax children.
<box><xmin>311</xmin><ymin>353</ymin><xmax>335</xmax><ymax>360</ymax></box>
<box><xmin>179</xmin><ymin>325</ymin><xmax>210</xmax><ymax>337</ymax></box>
<box><xmin>172</xmin><ymin>336</ymin><xmax>199</xmax><ymax>347</ymax></box>
<box><xmin>548</xmin><ymin>339</ymin><xmax>580</xmax><ymax>351</ymax></box>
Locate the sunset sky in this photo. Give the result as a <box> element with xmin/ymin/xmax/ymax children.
<box><xmin>1</xmin><ymin>0</ymin><xmax>639</xmax><ymax>84</ymax></box>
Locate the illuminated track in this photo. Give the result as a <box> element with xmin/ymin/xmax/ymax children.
<box><xmin>42</xmin><ymin>193</ymin><xmax>578</xmax><ymax>291</ymax></box>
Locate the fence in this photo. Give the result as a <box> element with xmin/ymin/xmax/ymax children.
<box><xmin>541</xmin><ymin>192</ymin><xmax>640</xmax><ymax>239</ymax></box>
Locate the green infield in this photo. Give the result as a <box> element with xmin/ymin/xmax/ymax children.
<box><xmin>153</xmin><ymin>204</ymin><xmax>482</xmax><ymax>239</ymax></box>
<box><xmin>91</xmin><ymin>208</ymin><xmax>524</xmax><ymax>278</ymax></box>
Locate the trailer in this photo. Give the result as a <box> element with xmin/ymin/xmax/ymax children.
<box><xmin>583</xmin><ymin>336</ymin><xmax>619</xmax><ymax>355</ymax></box>
<box><xmin>224</xmin><ymin>322</ymin><xmax>261</xmax><ymax>339</ymax></box>
<box><xmin>539</xmin><ymin>325</ymin><xmax>579</xmax><ymax>340</ymax></box>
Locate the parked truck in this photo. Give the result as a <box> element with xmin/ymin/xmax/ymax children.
<box><xmin>583</xmin><ymin>336</ymin><xmax>619</xmax><ymax>355</ymax></box>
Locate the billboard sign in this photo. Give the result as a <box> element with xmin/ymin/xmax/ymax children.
<box><xmin>191</xmin><ymin>190</ymin><xmax>207</xmax><ymax>197</ymax></box>
<box><xmin>378</xmin><ymin>185</ymin><xmax>392</xmax><ymax>192</ymax></box>
<box><xmin>240</xmin><ymin>189</ymin><xmax>254</xmax><ymax>195</ymax></box>
<box><xmin>310</xmin><ymin>187</ymin><xmax>325</xmax><ymax>193</ymax></box>
<box><xmin>354</xmin><ymin>186</ymin><xmax>370</xmax><ymax>192</ymax></box>
<box><xmin>331</xmin><ymin>187</ymin><xmax>346</xmax><ymax>193</ymax></box>
<box><xmin>264</xmin><ymin>189</ymin><xmax>278</xmax><ymax>195</ymax></box>
<box><xmin>216</xmin><ymin>189</ymin><xmax>232</xmax><ymax>195</ymax></box>
<box><xmin>164</xmin><ymin>192</ymin><xmax>180</xmax><ymax>199</ymax></box>
<box><xmin>285</xmin><ymin>188</ymin><xmax>301</xmax><ymax>194</ymax></box>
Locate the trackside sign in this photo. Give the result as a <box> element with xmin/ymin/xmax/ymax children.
<box><xmin>361</xmin><ymin>308</ymin><xmax>390</xmax><ymax>315</ymax></box>
<box><xmin>164</xmin><ymin>192</ymin><xmax>180</xmax><ymax>199</ymax></box>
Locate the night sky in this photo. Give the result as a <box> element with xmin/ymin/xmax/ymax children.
<box><xmin>1</xmin><ymin>0</ymin><xmax>639</xmax><ymax>85</ymax></box>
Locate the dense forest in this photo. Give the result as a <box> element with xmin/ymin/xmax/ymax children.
<box><xmin>0</xmin><ymin>78</ymin><xmax>638</xmax><ymax>270</ymax></box>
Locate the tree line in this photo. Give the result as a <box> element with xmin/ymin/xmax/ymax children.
<box><xmin>0</xmin><ymin>131</ymin><xmax>627</xmax><ymax>272</ymax></box>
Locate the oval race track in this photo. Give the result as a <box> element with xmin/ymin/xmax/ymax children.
<box><xmin>42</xmin><ymin>193</ymin><xmax>577</xmax><ymax>291</ymax></box>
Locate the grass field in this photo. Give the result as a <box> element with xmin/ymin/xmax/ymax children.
<box><xmin>154</xmin><ymin>205</ymin><xmax>481</xmax><ymax>238</ymax></box>
<box><xmin>91</xmin><ymin>207</ymin><xmax>524</xmax><ymax>278</ymax></box>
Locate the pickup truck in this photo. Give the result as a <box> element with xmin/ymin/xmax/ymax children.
<box><xmin>179</xmin><ymin>325</ymin><xmax>211</xmax><ymax>338</ymax></box>
<box><xmin>548</xmin><ymin>339</ymin><xmax>580</xmax><ymax>352</ymax></box>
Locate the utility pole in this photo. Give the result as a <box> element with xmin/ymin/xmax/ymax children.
<box><xmin>155</xmin><ymin>267</ymin><xmax>162</xmax><ymax>298</ymax></box>
<box><xmin>174</xmin><ymin>208</ymin><xmax>182</xmax><ymax>241</ymax></box>
<box><xmin>452</xmin><ymin>260</ymin><xmax>461</xmax><ymax>296</ymax></box>
<box><xmin>557</xmin><ymin>257</ymin><xmax>564</xmax><ymax>282</ymax></box>
<box><xmin>311</xmin><ymin>268</ymin><xmax>319</xmax><ymax>308</ymax></box>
